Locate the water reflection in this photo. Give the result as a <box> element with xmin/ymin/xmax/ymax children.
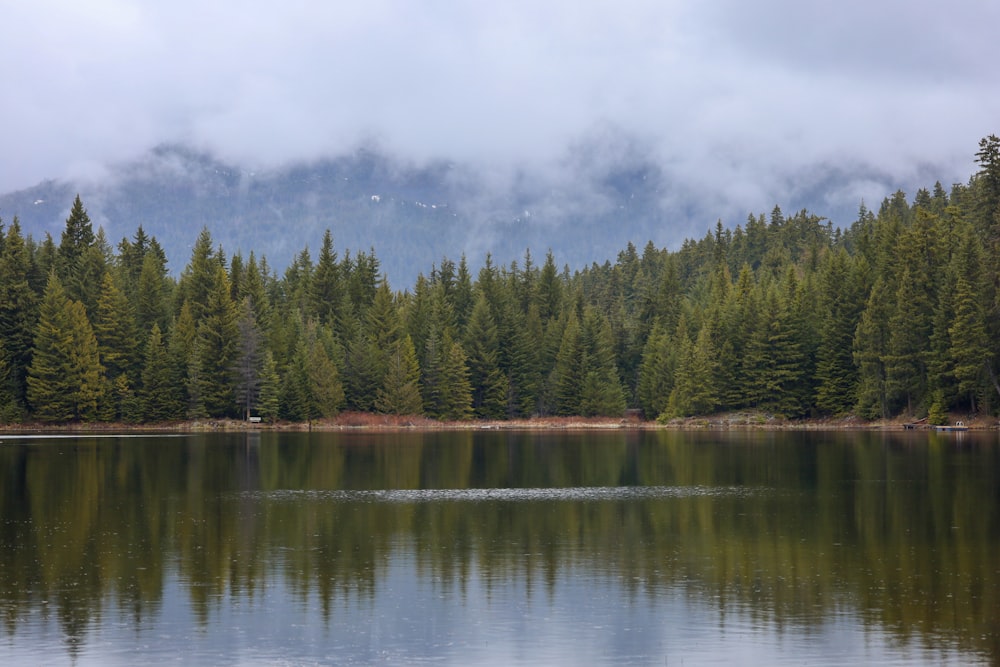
<box><xmin>1</xmin><ymin>429</ymin><xmax>998</xmax><ymax>664</ymax></box>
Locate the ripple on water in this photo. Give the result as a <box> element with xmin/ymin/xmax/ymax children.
<box><xmin>233</xmin><ymin>485</ymin><xmax>764</xmax><ymax>503</ymax></box>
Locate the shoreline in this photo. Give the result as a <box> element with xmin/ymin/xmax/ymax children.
<box><xmin>2</xmin><ymin>411</ymin><xmax>996</xmax><ymax>434</ymax></box>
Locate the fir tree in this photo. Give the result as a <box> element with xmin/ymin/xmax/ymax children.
<box><xmin>195</xmin><ymin>265</ymin><xmax>239</xmax><ymax>417</ymax></box>
<box><xmin>234</xmin><ymin>298</ymin><xmax>264</xmax><ymax>420</ymax></box>
<box><xmin>56</xmin><ymin>195</ymin><xmax>95</xmax><ymax>286</ymax></box>
<box><xmin>376</xmin><ymin>336</ymin><xmax>423</xmax><ymax>415</ymax></box>
<box><xmin>464</xmin><ymin>294</ymin><xmax>509</xmax><ymax>419</ymax></box>
<box><xmin>0</xmin><ymin>219</ymin><xmax>37</xmax><ymax>409</ymax></box>
<box><xmin>256</xmin><ymin>350</ymin><xmax>281</xmax><ymax>422</ymax></box>
<box><xmin>140</xmin><ymin>324</ymin><xmax>180</xmax><ymax>421</ymax></box>
<box><xmin>636</xmin><ymin>321</ymin><xmax>676</xmax><ymax>419</ymax></box>
<box><xmin>93</xmin><ymin>272</ymin><xmax>138</xmax><ymax>383</ymax></box>
<box><xmin>814</xmin><ymin>249</ymin><xmax>862</xmax><ymax>414</ymax></box>
<box><xmin>310</xmin><ymin>229</ymin><xmax>340</xmax><ymax>325</ymax></box>
<box><xmin>664</xmin><ymin>324</ymin><xmax>719</xmax><ymax>419</ymax></box>
<box><xmin>27</xmin><ymin>274</ymin><xmax>104</xmax><ymax>421</ymax></box>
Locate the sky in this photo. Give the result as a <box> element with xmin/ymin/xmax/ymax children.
<box><xmin>2</xmin><ymin>0</ymin><xmax>999</xmax><ymax>221</ymax></box>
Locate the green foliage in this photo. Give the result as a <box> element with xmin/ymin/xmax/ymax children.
<box><xmin>663</xmin><ymin>324</ymin><xmax>719</xmax><ymax>419</ymax></box>
<box><xmin>376</xmin><ymin>336</ymin><xmax>424</xmax><ymax>415</ymax></box>
<box><xmin>27</xmin><ymin>274</ymin><xmax>104</xmax><ymax>422</ymax></box>
<box><xmin>194</xmin><ymin>265</ymin><xmax>239</xmax><ymax>417</ymax></box>
<box><xmin>0</xmin><ymin>219</ymin><xmax>38</xmax><ymax>408</ymax></box>
<box><xmin>10</xmin><ymin>136</ymin><xmax>1000</xmax><ymax>423</ymax></box>
<box><xmin>140</xmin><ymin>324</ymin><xmax>181</xmax><ymax>421</ymax></box>
<box><xmin>463</xmin><ymin>295</ymin><xmax>508</xmax><ymax>419</ymax></box>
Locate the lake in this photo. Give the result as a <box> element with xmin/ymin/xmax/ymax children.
<box><xmin>1</xmin><ymin>429</ymin><xmax>998</xmax><ymax>665</ymax></box>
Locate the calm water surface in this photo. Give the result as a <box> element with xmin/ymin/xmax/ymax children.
<box><xmin>1</xmin><ymin>429</ymin><xmax>998</xmax><ymax>665</ymax></box>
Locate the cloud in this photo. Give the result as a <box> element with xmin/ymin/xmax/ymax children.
<box><xmin>1</xmin><ymin>0</ymin><xmax>998</xmax><ymax>229</ymax></box>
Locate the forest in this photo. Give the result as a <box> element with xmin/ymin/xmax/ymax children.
<box><xmin>1</xmin><ymin>136</ymin><xmax>999</xmax><ymax>425</ymax></box>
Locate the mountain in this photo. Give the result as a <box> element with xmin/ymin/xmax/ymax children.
<box><xmin>0</xmin><ymin>143</ymin><xmax>900</xmax><ymax>287</ymax></box>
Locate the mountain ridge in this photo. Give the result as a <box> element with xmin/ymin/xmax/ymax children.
<box><xmin>0</xmin><ymin>143</ymin><xmax>916</xmax><ymax>286</ymax></box>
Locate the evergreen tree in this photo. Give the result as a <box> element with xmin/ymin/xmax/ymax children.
<box><xmin>73</xmin><ymin>242</ymin><xmax>108</xmax><ymax>318</ymax></box>
<box><xmin>814</xmin><ymin>249</ymin><xmax>862</xmax><ymax>414</ymax></box>
<box><xmin>56</xmin><ymin>195</ymin><xmax>95</xmax><ymax>285</ymax></box>
<box><xmin>302</xmin><ymin>321</ymin><xmax>346</xmax><ymax>419</ymax></box>
<box><xmin>0</xmin><ymin>219</ymin><xmax>38</xmax><ymax>410</ymax></box>
<box><xmin>421</xmin><ymin>329</ymin><xmax>472</xmax><ymax>420</ymax></box>
<box><xmin>853</xmin><ymin>278</ymin><xmax>891</xmax><ymax>419</ymax></box>
<box><xmin>376</xmin><ymin>336</ymin><xmax>423</xmax><ymax>415</ymax></box>
<box><xmin>948</xmin><ymin>232</ymin><xmax>990</xmax><ymax>411</ymax></box>
<box><xmin>464</xmin><ymin>294</ymin><xmax>508</xmax><ymax>419</ymax></box>
<box><xmin>438</xmin><ymin>333</ymin><xmax>473</xmax><ymax>421</ymax></box>
<box><xmin>549</xmin><ymin>312</ymin><xmax>583</xmax><ymax>416</ymax></box>
<box><xmin>176</xmin><ymin>228</ymin><xmax>221</xmax><ymax>324</ymax></box>
<box><xmin>234</xmin><ymin>297</ymin><xmax>264</xmax><ymax>420</ymax></box>
<box><xmin>135</xmin><ymin>247</ymin><xmax>172</xmax><ymax>339</ymax></box>
<box><xmin>0</xmin><ymin>339</ymin><xmax>18</xmax><ymax>423</ymax></box>
<box><xmin>884</xmin><ymin>265</ymin><xmax>932</xmax><ymax>413</ymax></box>
<box><xmin>280</xmin><ymin>318</ymin><xmax>344</xmax><ymax>422</ymax></box>
<box><xmin>93</xmin><ymin>272</ymin><xmax>138</xmax><ymax>383</ymax></box>
<box><xmin>310</xmin><ymin>229</ymin><xmax>340</xmax><ymax>325</ymax></box>
<box><xmin>578</xmin><ymin>307</ymin><xmax>626</xmax><ymax>416</ymax></box>
<box><xmin>256</xmin><ymin>350</ymin><xmax>281</xmax><ymax>422</ymax></box>
<box><xmin>168</xmin><ymin>302</ymin><xmax>198</xmax><ymax>419</ymax></box>
<box><xmin>636</xmin><ymin>321</ymin><xmax>676</xmax><ymax>419</ymax></box>
<box><xmin>535</xmin><ymin>250</ymin><xmax>563</xmax><ymax>323</ymax></box>
<box><xmin>27</xmin><ymin>274</ymin><xmax>104</xmax><ymax>421</ymax></box>
<box><xmin>744</xmin><ymin>284</ymin><xmax>806</xmax><ymax>416</ymax></box>
<box><xmin>194</xmin><ymin>266</ymin><xmax>239</xmax><ymax>417</ymax></box>
<box><xmin>140</xmin><ymin>323</ymin><xmax>180</xmax><ymax>421</ymax></box>
<box><xmin>664</xmin><ymin>323</ymin><xmax>719</xmax><ymax>419</ymax></box>
<box><xmin>452</xmin><ymin>255</ymin><xmax>475</xmax><ymax>331</ymax></box>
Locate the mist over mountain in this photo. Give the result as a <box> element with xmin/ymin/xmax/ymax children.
<box><xmin>0</xmin><ymin>141</ymin><xmax>927</xmax><ymax>287</ymax></box>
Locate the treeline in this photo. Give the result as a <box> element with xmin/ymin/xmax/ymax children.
<box><xmin>2</xmin><ymin>136</ymin><xmax>1000</xmax><ymax>424</ymax></box>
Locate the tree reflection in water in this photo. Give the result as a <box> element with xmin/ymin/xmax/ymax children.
<box><xmin>0</xmin><ymin>429</ymin><xmax>997</xmax><ymax>663</ymax></box>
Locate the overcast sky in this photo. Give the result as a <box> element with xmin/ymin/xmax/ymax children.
<box><xmin>3</xmin><ymin>0</ymin><xmax>999</xmax><ymax>217</ymax></box>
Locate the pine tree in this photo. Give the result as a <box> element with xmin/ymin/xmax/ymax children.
<box><xmin>168</xmin><ymin>302</ymin><xmax>198</xmax><ymax>419</ymax></box>
<box><xmin>27</xmin><ymin>274</ymin><xmax>104</xmax><ymax>421</ymax></box>
<box><xmin>135</xmin><ymin>248</ymin><xmax>171</xmax><ymax>340</ymax></box>
<box><xmin>0</xmin><ymin>219</ymin><xmax>38</xmax><ymax>410</ymax></box>
<box><xmin>664</xmin><ymin>324</ymin><xmax>719</xmax><ymax>419</ymax></box>
<box><xmin>577</xmin><ymin>307</ymin><xmax>626</xmax><ymax>416</ymax></box>
<box><xmin>66</xmin><ymin>299</ymin><xmax>104</xmax><ymax>420</ymax></box>
<box><xmin>883</xmin><ymin>265</ymin><xmax>933</xmax><ymax>414</ymax></box>
<box><xmin>636</xmin><ymin>321</ymin><xmax>676</xmax><ymax>419</ymax></box>
<box><xmin>744</xmin><ymin>284</ymin><xmax>806</xmax><ymax>416</ymax></box>
<box><xmin>814</xmin><ymin>249</ymin><xmax>862</xmax><ymax>414</ymax></box>
<box><xmin>27</xmin><ymin>275</ymin><xmax>76</xmax><ymax>422</ymax></box>
<box><xmin>534</xmin><ymin>250</ymin><xmax>563</xmax><ymax>323</ymax></box>
<box><xmin>376</xmin><ymin>336</ymin><xmax>423</xmax><ymax>415</ymax></box>
<box><xmin>452</xmin><ymin>255</ymin><xmax>475</xmax><ymax>331</ymax></box>
<box><xmin>421</xmin><ymin>329</ymin><xmax>472</xmax><ymax>420</ymax></box>
<box><xmin>281</xmin><ymin>318</ymin><xmax>345</xmax><ymax>421</ymax></box>
<box><xmin>56</xmin><ymin>195</ymin><xmax>95</xmax><ymax>286</ymax></box>
<box><xmin>93</xmin><ymin>272</ymin><xmax>138</xmax><ymax>383</ymax></box>
<box><xmin>140</xmin><ymin>323</ymin><xmax>180</xmax><ymax>421</ymax></box>
<box><xmin>195</xmin><ymin>265</ymin><xmax>239</xmax><ymax>417</ymax></box>
<box><xmin>948</xmin><ymin>231</ymin><xmax>990</xmax><ymax>411</ymax></box>
<box><xmin>256</xmin><ymin>350</ymin><xmax>281</xmax><ymax>422</ymax></box>
<box><xmin>853</xmin><ymin>278</ymin><xmax>891</xmax><ymax>419</ymax></box>
<box><xmin>549</xmin><ymin>311</ymin><xmax>583</xmax><ymax>416</ymax></box>
<box><xmin>310</xmin><ymin>229</ymin><xmax>340</xmax><ymax>325</ymax></box>
<box><xmin>234</xmin><ymin>297</ymin><xmax>264</xmax><ymax>420</ymax></box>
<box><xmin>438</xmin><ymin>333</ymin><xmax>473</xmax><ymax>421</ymax></box>
<box><xmin>176</xmin><ymin>228</ymin><xmax>221</xmax><ymax>324</ymax></box>
<box><xmin>0</xmin><ymin>339</ymin><xmax>19</xmax><ymax>423</ymax></box>
<box><xmin>464</xmin><ymin>294</ymin><xmax>509</xmax><ymax>419</ymax></box>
